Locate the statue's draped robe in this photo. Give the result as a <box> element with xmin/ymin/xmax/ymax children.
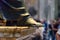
<box><xmin>1</xmin><ymin>0</ymin><xmax>26</xmax><ymax>20</ymax></box>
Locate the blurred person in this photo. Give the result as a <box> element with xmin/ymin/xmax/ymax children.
<box><xmin>0</xmin><ymin>0</ymin><xmax>43</xmax><ymax>26</ymax></box>
<box><xmin>28</xmin><ymin>6</ymin><xmax>39</xmax><ymax>21</ymax></box>
<box><xmin>43</xmin><ymin>21</ymin><xmax>50</xmax><ymax>40</ymax></box>
<box><xmin>52</xmin><ymin>20</ymin><xmax>59</xmax><ymax>40</ymax></box>
<box><xmin>56</xmin><ymin>18</ymin><xmax>60</xmax><ymax>40</ymax></box>
<box><xmin>28</xmin><ymin>7</ymin><xmax>37</xmax><ymax>16</ymax></box>
<box><xmin>41</xmin><ymin>19</ymin><xmax>48</xmax><ymax>40</ymax></box>
<box><xmin>32</xmin><ymin>32</ymin><xmax>42</xmax><ymax>40</ymax></box>
<box><xmin>56</xmin><ymin>29</ymin><xmax>60</xmax><ymax>40</ymax></box>
<box><xmin>48</xmin><ymin>20</ymin><xmax>58</xmax><ymax>40</ymax></box>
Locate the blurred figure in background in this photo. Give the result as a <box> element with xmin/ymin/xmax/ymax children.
<box><xmin>48</xmin><ymin>19</ymin><xmax>58</xmax><ymax>40</ymax></box>
<box><xmin>28</xmin><ymin>7</ymin><xmax>37</xmax><ymax>16</ymax></box>
<box><xmin>42</xmin><ymin>19</ymin><xmax>48</xmax><ymax>40</ymax></box>
<box><xmin>56</xmin><ymin>18</ymin><xmax>60</xmax><ymax>40</ymax></box>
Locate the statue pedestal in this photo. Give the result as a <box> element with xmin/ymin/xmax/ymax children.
<box><xmin>0</xmin><ymin>26</ymin><xmax>36</xmax><ymax>40</ymax></box>
<box><xmin>0</xmin><ymin>37</ymin><xmax>16</xmax><ymax>40</ymax></box>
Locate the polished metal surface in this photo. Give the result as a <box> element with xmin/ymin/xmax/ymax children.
<box><xmin>0</xmin><ymin>26</ymin><xmax>36</xmax><ymax>38</ymax></box>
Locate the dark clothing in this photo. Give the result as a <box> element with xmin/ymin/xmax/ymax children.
<box><xmin>48</xmin><ymin>23</ymin><xmax>59</xmax><ymax>40</ymax></box>
<box><xmin>43</xmin><ymin>22</ymin><xmax>48</xmax><ymax>40</ymax></box>
<box><xmin>0</xmin><ymin>0</ymin><xmax>29</xmax><ymax>26</ymax></box>
<box><xmin>49</xmin><ymin>23</ymin><xmax>59</xmax><ymax>34</ymax></box>
<box><xmin>49</xmin><ymin>24</ymin><xmax>52</xmax><ymax>30</ymax></box>
<box><xmin>28</xmin><ymin>7</ymin><xmax>37</xmax><ymax>16</ymax></box>
<box><xmin>6</xmin><ymin>20</ymin><xmax>17</xmax><ymax>26</ymax></box>
<box><xmin>32</xmin><ymin>35</ymin><xmax>41</xmax><ymax>40</ymax></box>
<box><xmin>53</xmin><ymin>23</ymin><xmax>59</xmax><ymax>33</ymax></box>
<box><xmin>48</xmin><ymin>30</ymin><xmax>56</xmax><ymax>40</ymax></box>
<box><xmin>1</xmin><ymin>0</ymin><xmax>26</xmax><ymax>20</ymax></box>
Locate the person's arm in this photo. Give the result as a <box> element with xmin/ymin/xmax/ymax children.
<box><xmin>51</xmin><ymin>24</ymin><xmax>58</xmax><ymax>31</ymax></box>
<box><xmin>52</xmin><ymin>27</ymin><xmax>58</xmax><ymax>31</ymax></box>
<box><xmin>56</xmin><ymin>33</ymin><xmax>60</xmax><ymax>40</ymax></box>
<box><xmin>56</xmin><ymin>28</ymin><xmax>60</xmax><ymax>40</ymax></box>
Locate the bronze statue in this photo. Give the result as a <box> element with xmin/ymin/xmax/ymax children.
<box><xmin>0</xmin><ymin>0</ymin><xmax>43</xmax><ymax>26</ymax></box>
